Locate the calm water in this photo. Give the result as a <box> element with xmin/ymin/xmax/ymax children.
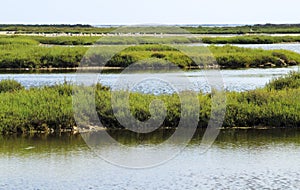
<box><xmin>0</xmin><ymin>66</ymin><xmax>298</xmax><ymax>94</ymax></box>
<box><xmin>232</xmin><ymin>43</ymin><xmax>300</xmax><ymax>53</ymax></box>
<box><xmin>1</xmin><ymin>129</ymin><xmax>300</xmax><ymax>189</ymax></box>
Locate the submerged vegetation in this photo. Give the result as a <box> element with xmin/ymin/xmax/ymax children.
<box><xmin>0</xmin><ymin>71</ymin><xmax>299</xmax><ymax>134</ymax></box>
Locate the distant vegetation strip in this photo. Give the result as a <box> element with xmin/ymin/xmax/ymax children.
<box><xmin>2</xmin><ymin>24</ymin><xmax>300</xmax><ymax>34</ymax></box>
<box><xmin>0</xmin><ymin>71</ymin><xmax>299</xmax><ymax>134</ymax></box>
<box><xmin>3</xmin><ymin>35</ymin><xmax>300</xmax><ymax>46</ymax></box>
<box><xmin>0</xmin><ymin>35</ymin><xmax>201</xmax><ymax>45</ymax></box>
<box><xmin>0</xmin><ymin>24</ymin><xmax>115</xmax><ymax>34</ymax></box>
<box><xmin>202</xmin><ymin>35</ymin><xmax>300</xmax><ymax>44</ymax></box>
<box><xmin>183</xmin><ymin>24</ymin><xmax>300</xmax><ymax>34</ymax></box>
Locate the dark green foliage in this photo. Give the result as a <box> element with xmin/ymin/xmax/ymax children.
<box><xmin>0</xmin><ymin>79</ymin><xmax>24</xmax><ymax>93</ymax></box>
<box><xmin>266</xmin><ymin>71</ymin><xmax>300</xmax><ymax>90</ymax></box>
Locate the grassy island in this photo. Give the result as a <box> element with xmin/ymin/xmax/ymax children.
<box><xmin>0</xmin><ymin>35</ymin><xmax>300</xmax><ymax>69</ymax></box>
<box><xmin>0</xmin><ymin>71</ymin><xmax>299</xmax><ymax>134</ymax></box>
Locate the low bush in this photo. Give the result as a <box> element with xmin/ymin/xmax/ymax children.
<box><xmin>0</xmin><ymin>79</ymin><xmax>24</xmax><ymax>93</ymax></box>
<box><xmin>266</xmin><ymin>71</ymin><xmax>300</xmax><ymax>90</ymax></box>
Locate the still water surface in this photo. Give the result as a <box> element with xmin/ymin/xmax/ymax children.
<box><xmin>1</xmin><ymin>129</ymin><xmax>300</xmax><ymax>189</ymax></box>
<box><xmin>0</xmin><ymin>66</ymin><xmax>298</xmax><ymax>94</ymax></box>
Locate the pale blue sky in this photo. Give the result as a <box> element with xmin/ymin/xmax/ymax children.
<box><xmin>2</xmin><ymin>0</ymin><xmax>300</xmax><ymax>25</ymax></box>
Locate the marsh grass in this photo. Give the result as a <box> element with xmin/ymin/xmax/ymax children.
<box><xmin>0</xmin><ymin>71</ymin><xmax>299</xmax><ymax>134</ymax></box>
<box><xmin>0</xmin><ymin>36</ymin><xmax>299</xmax><ymax>69</ymax></box>
<box><xmin>202</xmin><ymin>35</ymin><xmax>300</xmax><ymax>44</ymax></box>
<box><xmin>0</xmin><ymin>43</ymin><xmax>299</xmax><ymax>69</ymax></box>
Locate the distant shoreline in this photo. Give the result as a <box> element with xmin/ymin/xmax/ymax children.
<box><xmin>3</xmin><ymin>31</ymin><xmax>300</xmax><ymax>38</ymax></box>
<box><xmin>2</xmin><ymin>23</ymin><xmax>300</xmax><ymax>35</ymax></box>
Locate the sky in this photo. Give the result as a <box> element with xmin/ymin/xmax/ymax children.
<box><xmin>1</xmin><ymin>0</ymin><xmax>300</xmax><ymax>25</ymax></box>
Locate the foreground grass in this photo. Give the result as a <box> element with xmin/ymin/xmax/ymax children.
<box><xmin>0</xmin><ymin>72</ymin><xmax>299</xmax><ymax>134</ymax></box>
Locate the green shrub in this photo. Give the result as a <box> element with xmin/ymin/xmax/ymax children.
<box><xmin>0</xmin><ymin>79</ymin><xmax>24</xmax><ymax>93</ymax></box>
<box><xmin>266</xmin><ymin>71</ymin><xmax>300</xmax><ymax>90</ymax></box>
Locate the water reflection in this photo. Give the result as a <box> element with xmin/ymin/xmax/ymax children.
<box><xmin>2</xmin><ymin>129</ymin><xmax>300</xmax><ymax>189</ymax></box>
<box><xmin>2</xmin><ymin>129</ymin><xmax>300</xmax><ymax>155</ymax></box>
<box><xmin>0</xmin><ymin>133</ymin><xmax>88</xmax><ymax>156</ymax></box>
